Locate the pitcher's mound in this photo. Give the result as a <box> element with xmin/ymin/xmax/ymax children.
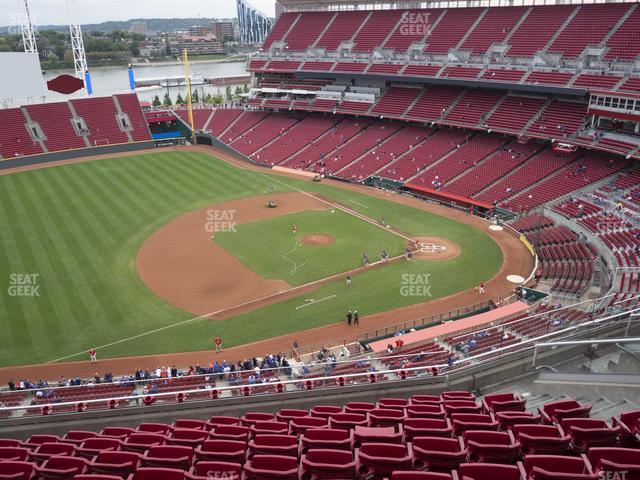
<box><xmin>301</xmin><ymin>234</ymin><xmax>334</xmax><ymax>246</ymax></box>
<box><xmin>410</xmin><ymin>236</ymin><xmax>461</xmax><ymax>261</ymax></box>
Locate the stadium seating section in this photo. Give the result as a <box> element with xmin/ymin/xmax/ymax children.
<box><xmin>0</xmin><ymin>393</ymin><xmax>638</xmax><ymax>479</ymax></box>
<box><xmin>0</xmin><ymin>95</ymin><xmax>150</xmax><ymax>158</ymax></box>
<box><xmin>201</xmin><ymin>108</ymin><xmax>632</xmax><ymax>213</ymax></box>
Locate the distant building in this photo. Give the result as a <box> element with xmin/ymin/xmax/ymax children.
<box><xmin>188</xmin><ymin>25</ymin><xmax>212</xmax><ymax>37</ymax></box>
<box><xmin>129</xmin><ymin>21</ymin><xmax>148</xmax><ymax>34</ymax></box>
<box><xmin>236</xmin><ymin>0</ymin><xmax>272</xmax><ymax>44</ymax></box>
<box><xmin>170</xmin><ymin>33</ymin><xmax>222</xmax><ymax>55</ymax></box>
<box><xmin>212</xmin><ymin>21</ymin><xmax>235</xmax><ymax>42</ymax></box>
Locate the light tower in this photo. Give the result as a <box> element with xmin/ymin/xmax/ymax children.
<box><xmin>66</xmin><ymin>0</ymin><xmax>90</xmax><ymax>91</ymax></box>
<box><xmin>19</xmin><ymin>0</ymin><xmax>38</xmax><ymax>54</ymax></box>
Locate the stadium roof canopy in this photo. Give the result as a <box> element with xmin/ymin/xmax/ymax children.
<box><xmin>277</xmin><ymin>0</ymin><xmax>633</xmax><ymax>11</ymax></box>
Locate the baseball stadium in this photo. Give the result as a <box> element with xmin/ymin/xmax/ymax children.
<box><xmin>0</xmin><ymin>0</ymin><xmax>639</xmax><ymax>478</ymax></box>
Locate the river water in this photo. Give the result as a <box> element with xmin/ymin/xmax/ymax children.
<box><xmin>41</xmin><ymin>61</ymin><xmax>249</xmax><ymax>104</ymax></box>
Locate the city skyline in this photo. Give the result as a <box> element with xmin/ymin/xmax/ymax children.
<box><xmin>3</xmin><ymin>0</ymin><xmax>275</xmax><ymax>28</ymax></box>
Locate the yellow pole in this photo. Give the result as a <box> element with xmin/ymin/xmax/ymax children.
<box><xmin>183</xmin><ymin>48</ymin><xmax>196</xmax><ymax>144</ymax></box>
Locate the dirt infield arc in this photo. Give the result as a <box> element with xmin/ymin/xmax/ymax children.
<box><xmin>136</xmin><ymin>192</ymin><xmax>330</xmax><ymax>316</ymax></box>
<box><xmin>0</xmin><ymin>146</ymin><xmax>534</xmax><ymax>383</ymax></box>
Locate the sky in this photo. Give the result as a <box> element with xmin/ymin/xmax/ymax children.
<box><xmin>2</xmin><ymin>0</ymin><xmax>275</xmax><ymax>26</ymax></box>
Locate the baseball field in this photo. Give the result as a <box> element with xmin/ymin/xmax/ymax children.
<box><xmin>0</xmin><ymin>149</ymin><xmax>507</xmax><ymax>368</ymax></box>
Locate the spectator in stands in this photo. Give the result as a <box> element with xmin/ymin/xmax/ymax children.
<box><xmin>7</xmin><ymin>380</ymin><xmax>15</xmax><ymax>391</ymax></box>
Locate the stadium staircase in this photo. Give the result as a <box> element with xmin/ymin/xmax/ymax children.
<box><xmin>111</xmin><ymin>96</ymin><xmax>135</xmax><ymax>143</ymax></box>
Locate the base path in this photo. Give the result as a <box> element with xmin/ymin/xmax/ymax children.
<box><xmin>0</xmin><ymin>146</ymin><xmax>534</xmax><ymax>383</ymax></box>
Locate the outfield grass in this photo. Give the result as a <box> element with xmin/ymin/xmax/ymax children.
<box><xmin>0</xmin><ymin>151</ymin><xmax>502</xmax><ymax>367</ymax></box>
<box><xmin>215</xmin><ymin>209</ymin><xmax>406</xmax><ymax>286</ymax></box>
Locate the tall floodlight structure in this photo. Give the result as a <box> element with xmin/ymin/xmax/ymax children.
<box><xmin>19</xmin><ymin>0</ymin><xmax>38</xmax><ymax>54</ymax></box>
<box><xmin>237</xmin><ymin>0</ymin><xmax>272</xmax><ymax>44</ymax></box>
<box><xmin>67</xmin><ymin>0</ymin><xmax>89</xmax><ymax>88</ymax></box>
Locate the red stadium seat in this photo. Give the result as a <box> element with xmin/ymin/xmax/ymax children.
<box><xmin>344</xmin><ymin>402</ymin><xmax>376</xmax><ymax>415</ymax></box>
<box><xmin>309</xmin><ymin>406</ymin><xmax>343</xmax><ymax>419</ymax></box>
<box><xmin>24</xmin><ymin>435</ymin><xmax>61</xmax><ymax>449</ymax></box>
<box><xmin>353</xmin><ymin>426</ymin><xmax>402</xmax><ymax>448</ymax></box>
<box><xmin>166</xmin><ymin>428</ymin><xmax>208</xmax><ymax>448</ymax></box>
<box><xmin>451</xmin><ymin>413</ymin><xmax>498</xmax><ymax>435</ymax></box>
<box><xmin>28</xmin><ymin>442</ymin><xmax>77</xmax><ymax>464</ymax></box>
<box><xmin>0</xmin><ymin>439</ymin><xmax>23</xmax><ymax>448</ymax></box>
<box><xmin>0</xmin><ymin>447</ymin><xmax>29</xmax><ymax>462</ymax></box>
<box><xmin>377</xmin><ymin>398</ymin><xmax>409</xmax><ymax>410</ymax></box>
<box><xmin>482</xmin><ymin>393</ymin><xmax>526</xmax><ymax>414</ymax></box>
<box><xmin>406</xmin><ymin>404</ymin><xmax>446</xmax><ymax>419</ymax></box>
<box><xmin>403</xmin><ymin>418</ymin><xmax>454</xmax><ymax>443</ymax></box>
<box><xmin>88</xmin><ymin>451</ymin><xmax>141</xmax><ymax>477</ymax></box>
<box><xmin>463</xmin><ymin>430</ymin><xmax>520</xmax><ymax>463</ymax></box>
<box><xmin>411</xmin><ymin>395</ymin><xmax>443</xmax><ymax>405</ymax></box>
<box><xmin>444</xmin><ymin>400</ymin><xmax>483</xmax><ymax>416</ymax></box>
<box><xmin>241</xmin><ymin>412</ymin><xmax>275</xmax><ymax>426</ymax></box>
<box><xmin>249</xmin><ymin>422</ymin><xmax>289</xmax><ymax>438</ymax></box>
<box><xmin>100</xmin><ymin>428</ymin><xmax>135</xmax><ymax>441</ymax></box>
<box><xmin>209</xmin><ymin>425</ymin><xmax>250</xmax><ymax>443</ymax></box>
<box><xmin>0</xmin><ymin>461</ymin><xmax>37</xmax><ymax>480</ymax></box>
<box><xmin>173</xmin><ymin>419</ymin><xmax>208</xmax><ymax>431</ymax></box>
<box><xmin>367</xmin><ymin>408</ymin><xmax>406</xmax><ymax>430</ymax></box>
<box><xmin>75</xmin><ymin>475</ymin><xmax>123</xmax><ymax>480</ymax></box>
<box><xmin>208</xmin><ymin>416</ymin><xmax>241</xmax><ymax>427</ymax></box>
<box><xmin>300</xmin><ymin>448</ymin><xmax>356</xmax><ymax>479</ymax></box>
<box><xmin>442</xmin><ymin>391</ymin><xmax>475</xmax><ymax>401</ymax></box>
<box><xmin>194</xmin><ymin>439</ymin><xmax>246</xmax><ymax>463</ymax></box>
<box><xmin>189</xmin><ymin>461</ymin><xmax>242</xmax><ymax>480</ymax></box>
<box><xmin>275</xmin><ymin>409</ymin><xmax>308</xmax><ymax>423</ymax></box>
<box><xmin>129</xmin><ymin>467</ymin><xmax>188</xmax><ymax>480</ymax></box>
<box><xmin>33</xmin><ymin>455</ymin><xmax>88</xmax><ymax>479</ymax></box>
<box><xmin>248</xmin><ymin>435</ymin><xmax>298</xmax><ymax>458</ymax></box>
<box><xmin>520</xmin><ymin>454</ymin><xmax>598</xmax><ymax>480</ymax></box>
<box><xmin>289</xmin><ymin>416</ymin><xmax>328</xmax><ymax>436</ymax></box>
<box><xmin>560</xmin><ymin>418</ymin><xmax>621</xmax><ymax>452</ymax></box>
<box><xmin>412</xmin><ymin>436</ymin><xmax>467</xmax><ymax>471</ymax></box>
<box><xmin>328</xmin><ymin>413</ymin><xmax>368</xmax><ymax>431</ymax></box>
<box><xmin>121</xmin><ymin>433</ymin><xmax>166</xmax><ymax>453</ymax></box>
<box><xmin>355</xmin><ymin>443</ymin><xmax>412</xmax><ymax>479</ymax></box>
<box><xmin>496</xmin><ymin>411</ymin><xmax>541</xmax><ymax>431</ymax></box>
<box><xmin>242</xmin><ymin>454</ymin><xmax>299</xmax><ymax>479</ymax></box>
<box><xmin>137</xmin><ymin>423</ymin><xmax>174</xmax><ymax>435</ymax></box>
<box><xmin>141</xmin><ymin>445</ymin><xmax>193</xmax><ymax>470</ymax></box>
<box><xmin>459</xmin><ymin>463</ymin><xmax>522</xmax><ymax>480</ymax></box>
<box><xmin>300</xmin><ymin>428</ymin><xmax>352</xmax><ymax>454</ymax></box>
<box><xmin>61</xmin><ymin>431</ymin><xmax>98</xmax><ymax>445</ymax></box>
<box><xmin>514</xmin><ymin>424</ymin><xmax>571</xmax><ymax>455</ymax></box>
<box><xmin>76</xmin><ymin>438</ymin><xmax>122</xmax><ymax>459</ymax></box>
<box><xmin>539</xmin><ymin>399</ymin><xmax>592</xmax><ymax>424</ymax></box>
<box><xmin>588</xmin><ymin>447</ymin><xmax>640</xmax><ymax>480</ymax></box>
<box><xmin>391</xmin><ymin>473</ymin><xmax>456</xmax><ymax>480</ymax></box>
<box><xmin>612</xmin><ymin>409</ymin><xmax>640</xmax><ymax>447</ymax></box>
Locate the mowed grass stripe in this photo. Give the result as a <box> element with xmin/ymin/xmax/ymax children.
<box><xmin>74</xmin><ymin>163</ymin><xmax>146</xmax><ymax>229</ymax></box>
<box><xmin>0</xmin><ymin>190</ymin><xmax>40</xmax><ymax>359</ymax></box>
<box><xmin>0</xmin><ymin>176</ymin><xmax>65</xmax><ymax>357</ymax></box>
<box><xmin>29</xmin><ymin>172</ymin><xmax>124</xmax><ymax>347</ymax></box>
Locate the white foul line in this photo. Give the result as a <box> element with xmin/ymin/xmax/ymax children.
<box><xmin>295</xmin><ymin>295</ymin><xmax>337</xmax><ymax>310</ymax></box>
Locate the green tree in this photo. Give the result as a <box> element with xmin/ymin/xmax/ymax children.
<box><xmin>243</xmin><ymin>84</ymin><xmax>249</xmax><ymax>94</ymax></box>
<box><xmin>152</xmin><ymin>95</ymin><xmax>161</xmax><ymax>107</ymax></box>
<box><xmin>192</xmin><ymin>90</ymin><xmax>199</xmax><ymax>104</ymax></box>
<box><xmin>234</xmin><ymin>86</ymin><xmax>243</xmax><ymax>96</ymax></box>
<box><xmin>130</xmin><ymin>41</ymin><xmax>140</xmax><ymax>56</ymax></box>
<box><xmin>176</xmin><ymin>93</ymin><xmax>185</xmax><ymax>105</ymax></box>
<box><xmin>163</xmin><ymin>92</ymin><xmax>172</xmax><ymax>106</ymax></box>
<box><xmin>212</xmin><ymin>93</ymin><xmax>224</xmax><ymax>105</ymax></box>
<box><xmin>225</xmin><ymin>85</ymin><xmax>232</xmax><ymax>102</ymax></box>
